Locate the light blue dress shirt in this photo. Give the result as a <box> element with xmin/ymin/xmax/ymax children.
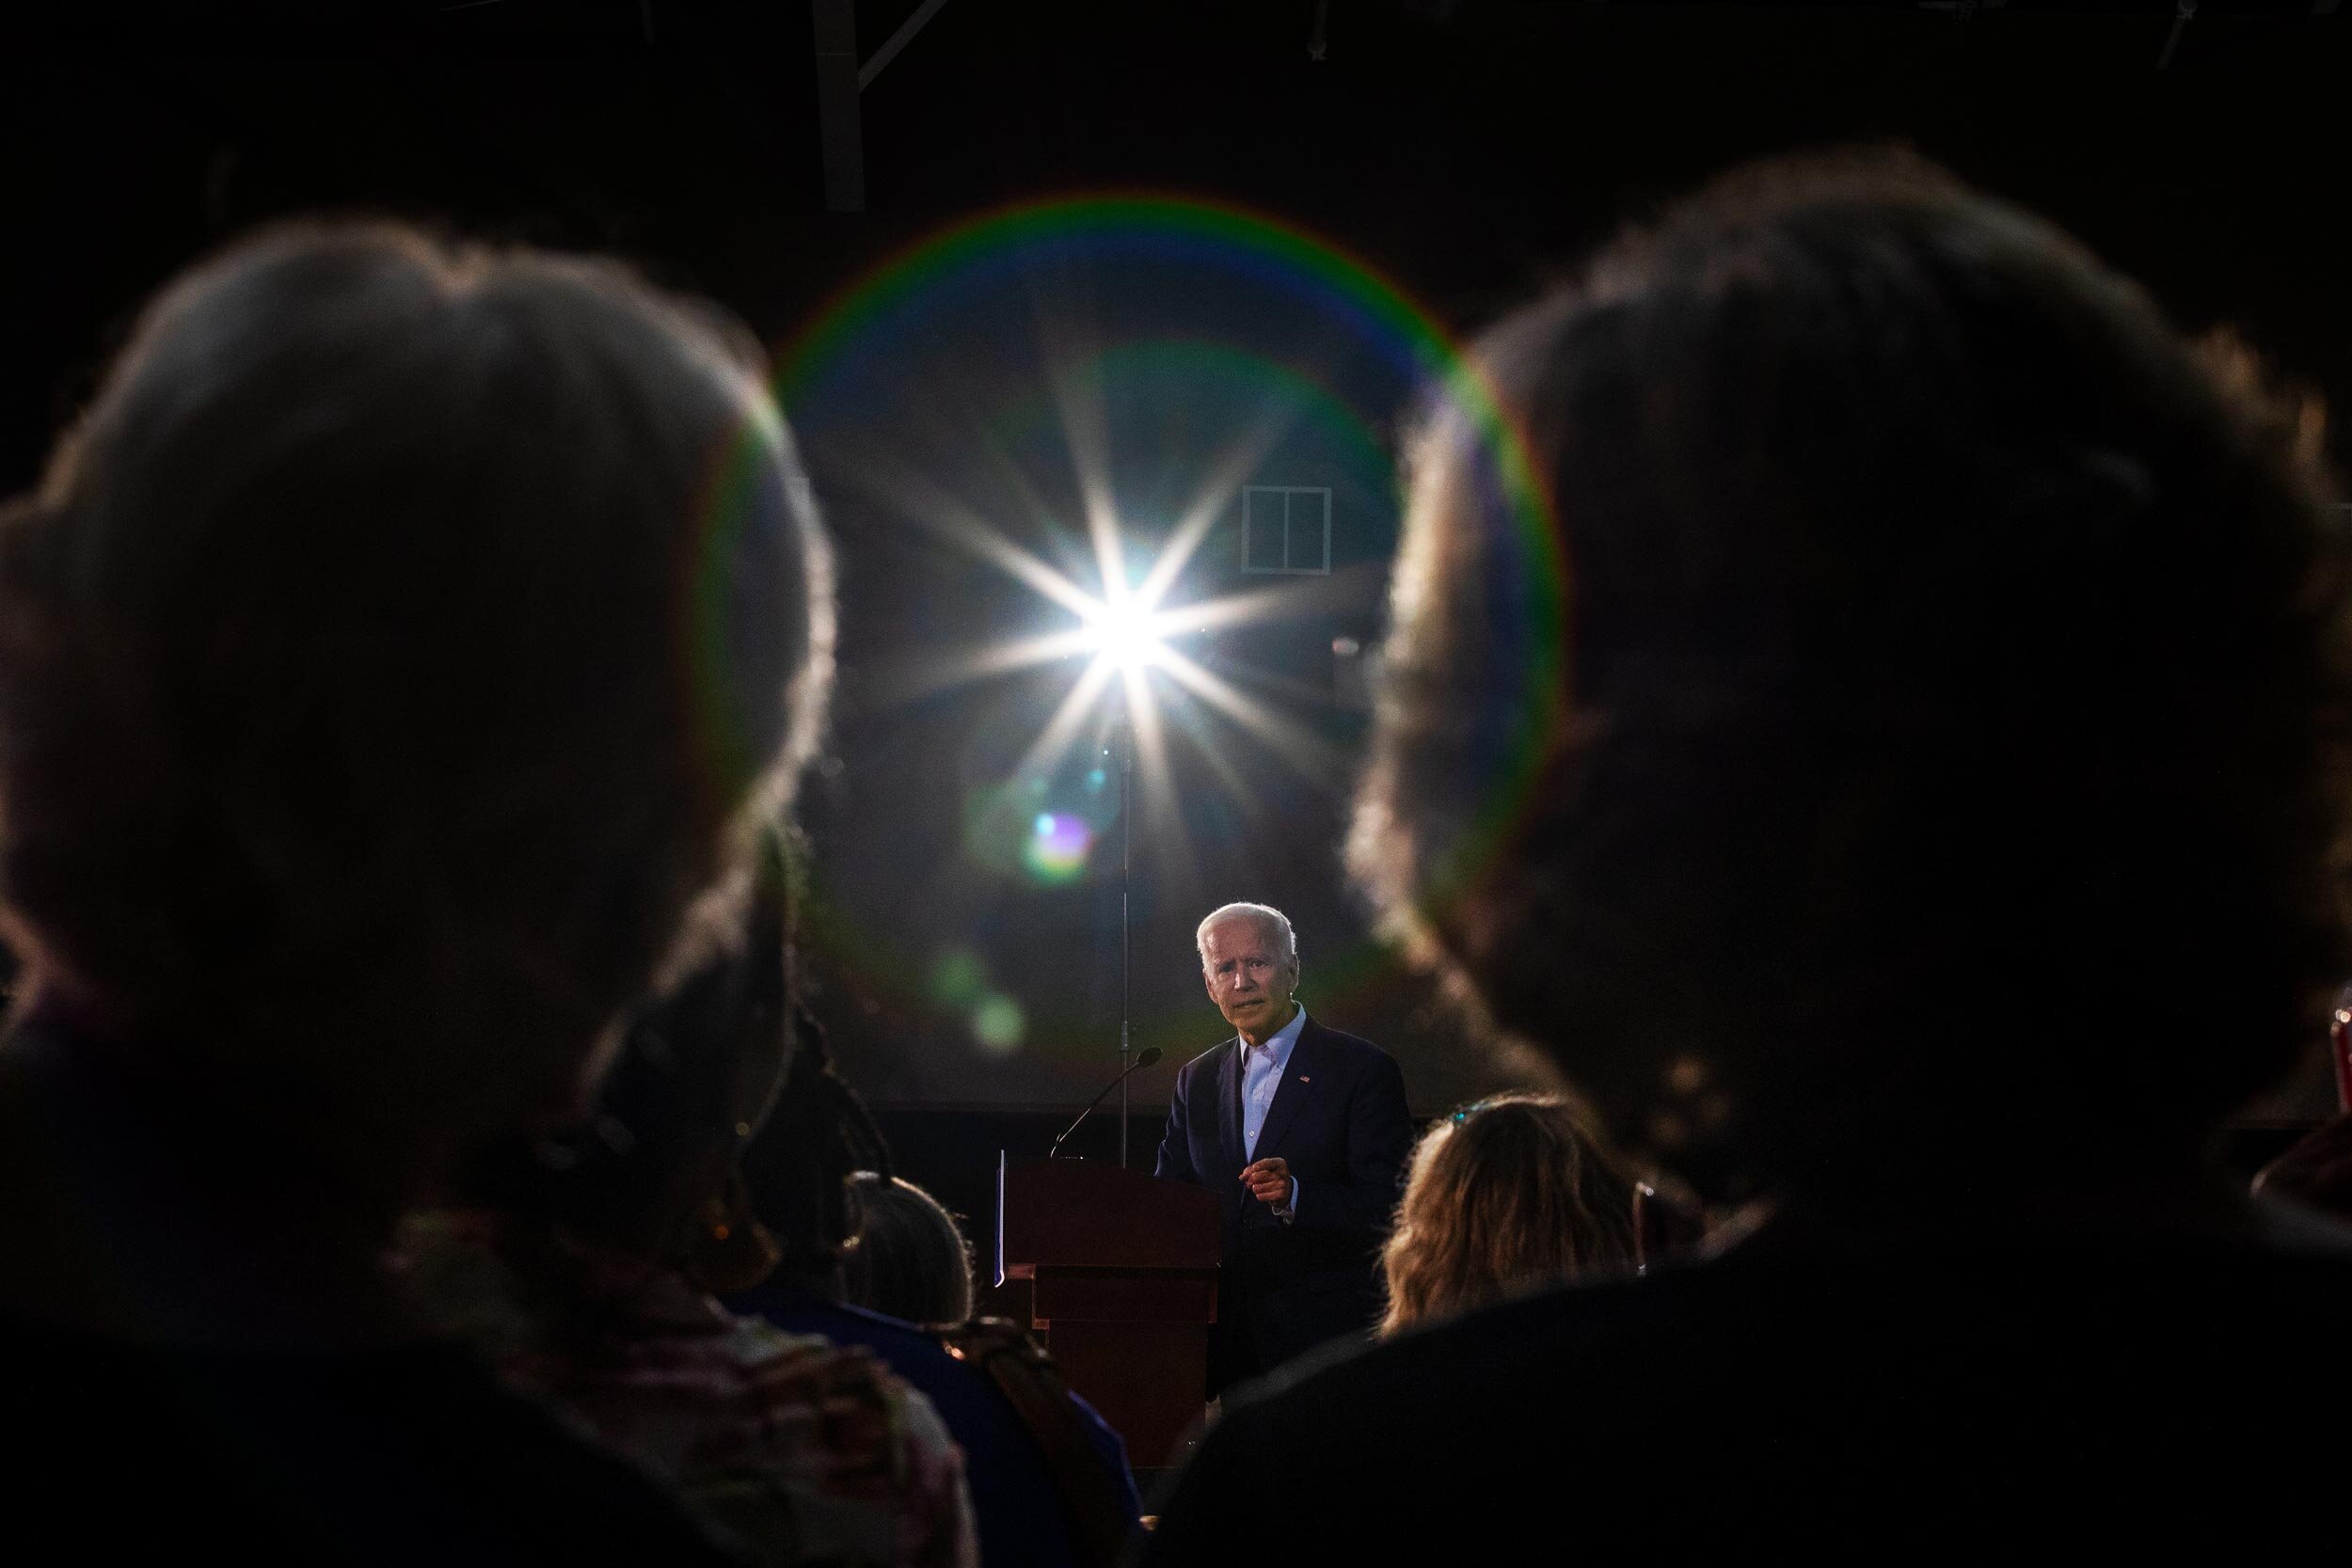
<box><xmin>1241</xmin><ymin>1003</ymin><xmax>1309</xmax><ymax>1218</ymax></box>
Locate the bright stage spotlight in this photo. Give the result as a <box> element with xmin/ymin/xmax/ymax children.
<box><xmin>1081</xmin><ymin>598</ymin><xmax>1169</xmax><ymax>671</ymax></box>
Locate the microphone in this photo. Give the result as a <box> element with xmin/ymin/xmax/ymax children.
<box><xmin>1049</xmin><ymin>1047</ymin><xmax>1163</xmax><ymax>1159</ymax></box>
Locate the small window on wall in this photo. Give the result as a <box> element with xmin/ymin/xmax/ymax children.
<box><xmin>1242</xmin><ymin>486</ymin><xmax>1332</xmax><ymax>575</ymax></box>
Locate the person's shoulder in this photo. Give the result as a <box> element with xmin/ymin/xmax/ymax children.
<box><xmin>1213</xmin><ymin>1249</ymin><xmax>1825</xmax><ymax>1459</ymax></box>
<box><xmin>1298</xmin><ymin>1018</ymin><xmax>1393</xmax><ymax>1068</ymax></box>
<box><xmin>790</xmin><ymin>1297</ymin><xmax>968</xmax><ymax>1366</ymax></box>
<box><xmin>1177</xmin><ymin>1038</ymin><xmax>1235</xmax><ymax>1081</ymax></box>
<box><xmin>736</xmin><ymin>1286</ymin><xmax>983</xmax><ymax>1371</ymax></box>
<box><xmin>1152</xmin><ymin>1235</ymin><xmax>2352</xmax><ymax>1560</ymax></box>
<box><xmin>2</xmin><ymin>1316</ymin><xmax>752</xmax><ymax>1563</ymax></box>
<box><xmin>1220</xmin><ymin>1225</ymin><xmax>2352</xmax><ymax>1431</ymax></box>
<box><xmin>1142</xmin><ymin>1282</ymin><xmax>1651</xmax><ymax>1561</ymax></box>
<box><xmin>1258</xmin><ymin>1268</ymin><xmax>1654</xmax><ymax>1410</ymax></box>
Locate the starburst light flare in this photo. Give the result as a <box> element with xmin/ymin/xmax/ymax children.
<box><xmin>1080</xmin><ymin>595</ymin><xmax>1174</xmax><ymax>672</ymax></box>
<box><xmin>768</xmin><ymin>194</ymin><xmax>1571</xmax><ymax>1061</ymax></box>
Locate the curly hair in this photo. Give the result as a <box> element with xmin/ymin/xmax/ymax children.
<box><xmin>1381</xmin><ymin>1095</ymin><xmax>1640</xmax><ymax>1337</ymax></box>
<box><xmin>0</xmin><ymin>222</ymin><xmax>833</xmax><ymax>1177</ymax></box>
<box><xmin>1349</xmin><ymin>150</ymin><xmax>2350</xmax><ymax>1205</ymax></box>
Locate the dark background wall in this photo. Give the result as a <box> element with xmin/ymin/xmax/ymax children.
<box><xmin>6</xmin><ymin>2</ymin><xmax>2345</xmax><ymax>1137</ymax></box>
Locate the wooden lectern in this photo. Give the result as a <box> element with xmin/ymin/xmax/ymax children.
<box><xmin>996</xmin><ymin>1154</ymin><xmax>1220</xmax><ymax>1471</ymax></box>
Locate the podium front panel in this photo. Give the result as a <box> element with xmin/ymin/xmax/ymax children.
<box><xmin>1041</xmin><ymin>1321</ymin><xmax>1211</xmax><ymax>1473</ymax></box>
<box><xmin>1030</xmin><ymin>1266</ymin><xmax>1217</xmax><ymax>1324</ymax></box>
<box><xmin>996</xmin><ymin>1155</ymin><xmax>1218</xmax><ymax>1278</ymax></box>
<box><xmin>995</xmin><ymin>1153</ymin><xmax>1222</xmax><ymax>1472</ymax></box>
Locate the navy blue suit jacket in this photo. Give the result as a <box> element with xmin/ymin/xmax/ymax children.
<box><xmin>1153</xmin><ymin>1015</ymin><xmax>1412</xmax><ymax>1380</ymax></box>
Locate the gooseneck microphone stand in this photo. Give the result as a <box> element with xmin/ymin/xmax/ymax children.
<box><xmin>1049</xmin><ymin>1045</ymin><xmax>1162</xmax><ymax>1159</ymax></box>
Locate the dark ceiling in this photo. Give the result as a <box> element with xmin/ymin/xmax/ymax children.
<box><xmin>7</xmin><ymin>1</ymin><xmax>2345</xmax><ymax>482</ymax></box>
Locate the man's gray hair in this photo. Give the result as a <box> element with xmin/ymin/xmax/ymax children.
<box><xmin>1196</xmin><ymin>902</ymin><xmax>1298</xmax><ymax>970</ymax></box>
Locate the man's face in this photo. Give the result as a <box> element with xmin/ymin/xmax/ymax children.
<box><xmin>1200</xmin><ymin>916</ymin><xmax>1299</xmax><ymax>1042</ymax></box>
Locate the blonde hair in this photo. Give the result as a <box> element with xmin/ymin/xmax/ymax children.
<box><xmin>1380</xmin><ymin>1095</ymin><xmax>1639</xmax><ymax>1337</ymax></box>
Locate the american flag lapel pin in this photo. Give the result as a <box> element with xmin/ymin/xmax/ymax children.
<box><xmin>1297</xmin><ymin>1075</ymin><xmax>1311</xmax><ymax>1084</ymax></box>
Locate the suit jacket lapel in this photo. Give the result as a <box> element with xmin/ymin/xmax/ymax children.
<box><xmin>1251</xmin><ymin>1016</ymin><xmax>1318</xmax><ymax>1163</ymax></box>
<box><xmin>1215</xmin><ymin>1038</ymin><xmax>1245</xmax><ymax>1176</ymax></box>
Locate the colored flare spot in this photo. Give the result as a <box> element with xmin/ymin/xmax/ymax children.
<box><xmin>1023</xmin><ymin>812</ymin><xmax>1093</xmax><ymax>882</ymax></box>
<box><xmin>972</xmin><ymin>993</ymin><xmax>1025</xmax><ymax>1056</ymax></box>
<box><xmin>930</xmin><ymin>948</ymin><xmax>988</xmax><ymax>1007</ymax></box>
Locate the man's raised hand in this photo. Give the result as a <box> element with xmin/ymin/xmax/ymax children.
<box><xmin>1240</xmin><ymin>1157</ymin><xmax>1292</xmax><ymax>1207</ymax></box>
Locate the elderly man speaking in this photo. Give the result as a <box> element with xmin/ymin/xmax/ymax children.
<box><xmin>1154</xmin><ymin>902</ymin><xmax>1413</xmax><ymax>1392</ymax></box>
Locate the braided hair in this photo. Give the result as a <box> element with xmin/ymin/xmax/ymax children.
<box><xmin>456</xmin><ymin>825</ymin><xmax>798</xmax><ymax>1274</ymax></box>
<box><xmin>739</xmin><ymin>999</ymin><xmax>893</xmax><ymax>1295</ymax></box>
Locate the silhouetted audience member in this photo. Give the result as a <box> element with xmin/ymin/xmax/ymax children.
<box><xmin>832</xmin><ymin>1173</ymin><xmax>1137</xmax><ymax>1561</ymax></box>
<box><xmin>733</xmin><ymin>1031</ymin><xmax>1143</xmax><ymax>1568</ymax></box>
<box><xmin>0</xmin><ymin>222</ymin><xmax>831</xmax><ymax>1562</ymax></box>
<box><xmin>1145</xmin><ymin>150</ymin><xmax>2352</xmax><ymax>1558</ymax></box>
<box><xmin>1379</xmin><ymin>1095</ymin><xmax>1639</xmax><ymax>1337</ymax></box>
<box><xmin>408</xmin><ymin>835</ymin><xmax>975</xmax><ymax>1567</ymax></box>
<box><xmin>845</xmin><ymin>1172</ymin><xmax>979</xmax><ymax>1328</ymax></box>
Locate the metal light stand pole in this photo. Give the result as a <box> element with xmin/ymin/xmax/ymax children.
<box><xmin>1116</xmin><ymin>706</ymin><xmax>1136</xmax><ymax>1168</ymax></box>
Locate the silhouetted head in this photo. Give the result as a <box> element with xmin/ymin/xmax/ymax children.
<box><xmin>842</xmin><ymin>1172</ymin><xmax>975</xmax><ymax>1328</ymax></box>
<box><xmin>0</xmin><ymin>222</ymin><xmax>834</xmax><ymax>1193</ymax></box>
<box><xmin>1351</xmin><ymin>150</ymin><xmax>2348</xmax><ymax>1209</ymax></box>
